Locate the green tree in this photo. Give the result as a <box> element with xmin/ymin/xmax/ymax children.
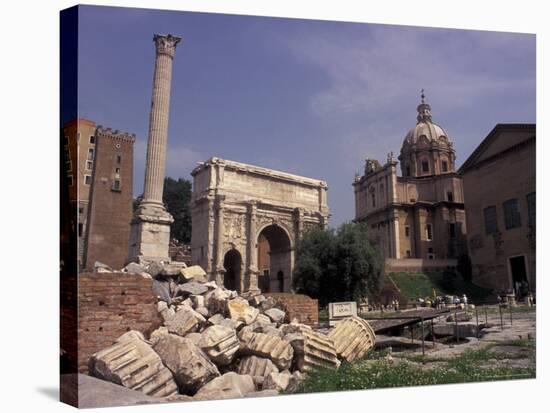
<box><xmin>293</xmin><ymin>222</ymin><xmax>383</xmax><ymax>306</ymax></box>
<box><xmin>162</xmin><ymin>177</ymin><xmax>192</xmax><ymax>244</ymax></box>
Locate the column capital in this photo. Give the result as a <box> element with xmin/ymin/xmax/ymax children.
<box><xmin>153</xmin><ymin>34</ymin><xmax>182</xmax><ymax>58</ymax></box>
<box><xmin>246</xmin><ymin>200</ymin><xmax>259</xmax><ymax>213</ymax></box>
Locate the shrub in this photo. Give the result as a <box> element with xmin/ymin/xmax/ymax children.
<box><xmin>293</xmin><ymin>222</ymin><xmax>383</xmax><ymax>306</ymax></box>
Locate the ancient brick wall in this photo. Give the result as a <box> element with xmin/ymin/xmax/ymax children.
<box><xmin>77</xmin><ymin>273</ymin><xmax>161</xmax><ymax>373</ymax></box>
<box><xmin>265</xmin><ymin>293</ymin><xmax>318</xmax><ymax>327</ymax></box>
<box><xmin>84</xmin><ymin>129</ymin><xmax>135</xmax><ymax>270</ymax></box>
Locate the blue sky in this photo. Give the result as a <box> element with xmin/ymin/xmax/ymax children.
<box><xmin>76</xmin><ymin>5</ymin><xmax>535</xmax><ymax>227</ymax></box>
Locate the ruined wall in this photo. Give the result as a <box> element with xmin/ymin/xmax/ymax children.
<box><xmin>384</xmin><ymin>258</ymin><xmax>457</xmax><ymax>273</ymax></box>
<box><xmin>77</xmin><ymin>273</ymin><xmax>161</xmax><ymax>373</ymax></box>
<box><xmin>265</xmin><ymin>293</ymin><xmax>318</xmax><ymax>327</ymax></box>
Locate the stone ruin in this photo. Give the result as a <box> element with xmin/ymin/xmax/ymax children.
<box><xmin>86</xmin><ymin>261</ymin><xmax>376</xmax><ymax>402</ymax></box>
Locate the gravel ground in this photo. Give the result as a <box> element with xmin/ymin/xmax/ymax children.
<box><xmin>389</xmin><ymin>306</ymin><xmax>536</xmax><ymax>371</ymax></box>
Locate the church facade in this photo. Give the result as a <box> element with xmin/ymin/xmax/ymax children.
<box><xmin>353</xmin><ymin>94</ymin><xmax>467</xmax><ymax>262</ymax></box>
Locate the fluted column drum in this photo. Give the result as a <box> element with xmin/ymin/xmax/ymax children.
<box><xmin>142</xmin><ymin>34</ymin><xmax>181</xmax><ymax>205</ymax></box>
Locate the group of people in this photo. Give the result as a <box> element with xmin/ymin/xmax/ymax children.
<box><xmin>365</xmin><ymin>299</ymin><xmax>400</xmax><ymax>312</ymax></box>
<box><xmin>414</xmin><ymin>293</ymin><xmax>469</xmax><ymax>309</ymax></box>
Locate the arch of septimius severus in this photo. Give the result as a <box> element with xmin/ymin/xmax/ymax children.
<box><xmin>191</xmin><ymin>157</ymin><xmax>329</xmax><ymax>293</ymax></box>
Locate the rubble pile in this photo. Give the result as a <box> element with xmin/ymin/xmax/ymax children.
<box><xmin>88</xmin><ymin>262</ymin><xmax>376</xmax><ymax>402</ymax></box>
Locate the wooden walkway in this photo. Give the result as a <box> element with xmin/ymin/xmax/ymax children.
<box><xmin>363</xmin><ymin>308</ymin><xmax>450</xmax><ymax>334</ymax></box>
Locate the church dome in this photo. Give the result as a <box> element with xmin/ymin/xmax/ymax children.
<box><xmin>402</xmin><ymin>90</ymin><xmax>452</xmax><ymax>147</ymax></box>
<box><xmin>399</xmin><ymin>91</ymin><xmax>456</xmax><ymax>177</ymax></box>
<box><xmin>404</xmin><ymin>121</ymin><xmax>449</xmax><ymax>145</ymax></box>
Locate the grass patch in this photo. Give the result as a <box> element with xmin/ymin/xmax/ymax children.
<box><xmin>388</xmin><ymin>272</ymin><xmax>494</xmax><ymax>303</ymax></box>
<box><xmin>293</xmin><ymin>346</ymin><xmax>535</xmax><ymax>394</ymax></box>
<box><xmin>492</xmin><ymin>339</ymin><xmax>535</xmax><ymax>348</ymax></box>
<box><xmin>396</xmin><ymin>353</ymin><xmax>448</xmax><ymax>364</ymax></box>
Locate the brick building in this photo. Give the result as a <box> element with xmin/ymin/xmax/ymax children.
<box><xmin>459</xmin><ymin>124</ymin><xmax>536</xmax><ymax>293</ymax></box>
<box><xmin>62</xmin><ymin>119</ymin><xmax>135</xmax><ymax>270</ymax></box>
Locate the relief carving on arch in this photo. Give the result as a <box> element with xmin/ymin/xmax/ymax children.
<box><xmin>223</xmin><ymin>212</ymin><xmax>245</xmax><ymax>240</ymax></box>
<box><xmin>256</xmin><ymin>214</ymin><xmax>294</xmax><ymax>239</ymax></box>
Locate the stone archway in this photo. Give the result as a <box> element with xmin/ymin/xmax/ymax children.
<box><xmin>257</xmin><ymin>224</ymin><xmax>292</xmax><ymax>293</ymax></box>
<box><xmin>191</xmin><ymin>157</ymin><xmax>330</xmax><ymax>293</ymax></box>
<box><xmin>223</xmin><ymin>249</ymin><xmax>242</xmax><ymax>292</ymax></box>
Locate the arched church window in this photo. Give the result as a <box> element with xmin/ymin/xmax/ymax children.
<box><xmin>421</xmin><ymin>159</ymin><xmax>430</xmax><ymax>173</ymax></box>
<box><xmin>442</xmin><ymin>160</ymin><xmax>448</xmax><ymax>172</ymax></box>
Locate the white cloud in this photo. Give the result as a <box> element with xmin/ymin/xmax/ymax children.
<box><xmin>285</xmin><ymin>26</ymin><xmax>534</xmax><ymax>117</ymax></box>
<box><xmin>279</xmin><ymin>25</ymin><xmax>534</xmax><ymax>175</ymax></box>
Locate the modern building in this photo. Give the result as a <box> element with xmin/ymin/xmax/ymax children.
<box><xmin>459</xmin><ymin>124</ymin><xmax>536</xmax><ymax>293</ymax></box>
<box><xmin>62</xmin><ymin>119</ymin><xmax>135</xmax><ymax>270</ymax></box>
<box><xmin>353</xmin><ymin>94</ymin><xmax>467</xmax><ymax>265</ymax></box>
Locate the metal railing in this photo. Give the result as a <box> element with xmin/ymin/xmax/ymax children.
<box><xmin>345</xmin><ymin>299</ymin><xmax>535</xmax><ymax>359</ymax></box>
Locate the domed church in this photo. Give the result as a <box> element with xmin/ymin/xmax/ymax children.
<box><xmin>353</xmin><ymin>92</ymin><xmax>467</xmax><ymax>263</ymax></box>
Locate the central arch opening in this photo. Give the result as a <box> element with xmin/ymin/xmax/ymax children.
<box><xmin>257</xmin><ymin>224</ymin><xmax>291</xmax><ymax>293</ymax></box>
<box><xmin>223</xmin><ymin>249</ymin><xmax>241</xmax><ymax>292</ymax></box>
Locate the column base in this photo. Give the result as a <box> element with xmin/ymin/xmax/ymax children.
<box><xmin>245</xmin><ymin>268</ymin><xmax>261</xmax><ymax>294</ymax></box>
<box><xmin>128</xmin><ymin>203</ymin><xmax>174</xmax><ymax>263</ymax></box>
<box><xmin>211</xmin><ymin>268</ymin><xmax>226</xmax><ymax>287</ymax></box>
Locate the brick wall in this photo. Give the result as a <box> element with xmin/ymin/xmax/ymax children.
<box><xmin>265</xmin><ymin>293</ymin><xmax>318</xmax><ymax>327</ymax></box>
<box><xmin>76</xmin><ymin>273</ymin><xmax>161</xmax><ymax>373</ymax></box>
<box><xmin>84</xmin><ymin>129</ymin><xmax>134</xmax><ymax>270</ymax></box>
<box><xmin>384</xmin><ymin>258</ymin><xmax>457</xmax><ymax>273</ymax></box>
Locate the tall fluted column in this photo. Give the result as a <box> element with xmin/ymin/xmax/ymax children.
<box><xmin>128</xmin><ymin>34</ymin><xmax>181</xmax><ymax>264</ymax></box>
<box><xmin>142</xmin><ymin>34</ymin><xmax>181</xmax><ymax>206</ymax></box>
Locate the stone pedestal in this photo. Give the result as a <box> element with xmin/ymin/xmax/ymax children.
<box><xmin>129</xmin><ymin>205</ymin><xmax>174</xmax><ymax>264</ymax></box>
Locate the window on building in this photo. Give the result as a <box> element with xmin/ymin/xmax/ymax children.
<box><xmin>87</xmin><ymin>148</ymin><xmax>94</xmax><ymax>160</ymax></box>
<box><xmin>428</xmin><ymin>247</ymin><xmax>433</xmax><ymax>253</ymax></box>
<box><xmin>405</xmin><ymin>165</ymin><xmax>410</xmax><ymax>176</ymax></box>
<box><xmin>426</xmin><ymin>223</ymin><xmax>433</xmax><ymax>241</ymax></box>
<box><xmin>78</xmin><ymin>207</ymin><xmax>83</xmax><ymax>214</ymax></box>
<box><xmin>112</xmin><ymin>179</ymin><xmax>121</xmax><ymax>191</ymax></box>
<box><xmin>86</xmin><ymin>160</ymin><xmax>93</xmax><ymax>170</ymax></box>
<box><xmin>67</xmin><ymin>175</ymin><xmax>73</xmax><ymax>186</ymax></box>
<box><xmin>527</xmin><ymin>192</ymin><xmax>535</xmax><ymax>228</ymax></box>
<box><xmin>84</xmin><ymin>175</ymin><xmax>92</xmax><ymax>185</ymax></box>
<box><xmin>442</xmin><ymin>161</ymin><xmax>448</xmax><ymax>172</ymax></box>
<box><xmin>447</xmin><ymin>191</ymin><xmax>454</xmax><ymax>202</ymax></box>
<box><xmin>115</xmin><ymin>167</ymin><xmax>121</xmax><ymax>176</ymax></box>
<box><xmin>503</xmin><ymin>199</ymin><xmax>521</xmax><ymax>230</ymax></box>
<box><xmin>406</xmin><ymin>250</ymin><xmax>411</xmax><ymax>257</ymax></box>
<box><xmin>483</xmin><ymin>206</ymin><xmax>498</xmax><ymax>235</ymax></box>
<box><xmin>78</xmin><ymin>223</ymin><xmax>83</xmax><ymax>237</ymax></box>
<box><xmin>64</xmin><ymin>135</ymin><xmax>69</xmax><ymax>144</ymax></box>
<box><xmin>116</xmin><ymin>155</ymin><xmax>122</xmax><ymax>164</ymax></box>
<box><xmin>89</xmin><ymin>135</ymin><xmax>96</xmax><ymax>144</ymax></box>
<box><xmin>449</xmin><ymin>223</ymin><xmax>456</xmax><ymax>239</ymax></box>
<box><xmin>64</xmin><ymin>148</ymin><xmax>71</xmax><ymax>170</ymax></box>
<box><xmin>422</xmin><ymin>160</ymin><xmax>429</xmax><ymax>173</ymax></box>
<box><xmin>405</xmin><ymin>226</ymin><xmax>410</xmax><ymax>237</ymax></box>
<box><xmin>371</xmin><ymin>193</ymin><xmax>376</xmax><ymax>208</ymax></box>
